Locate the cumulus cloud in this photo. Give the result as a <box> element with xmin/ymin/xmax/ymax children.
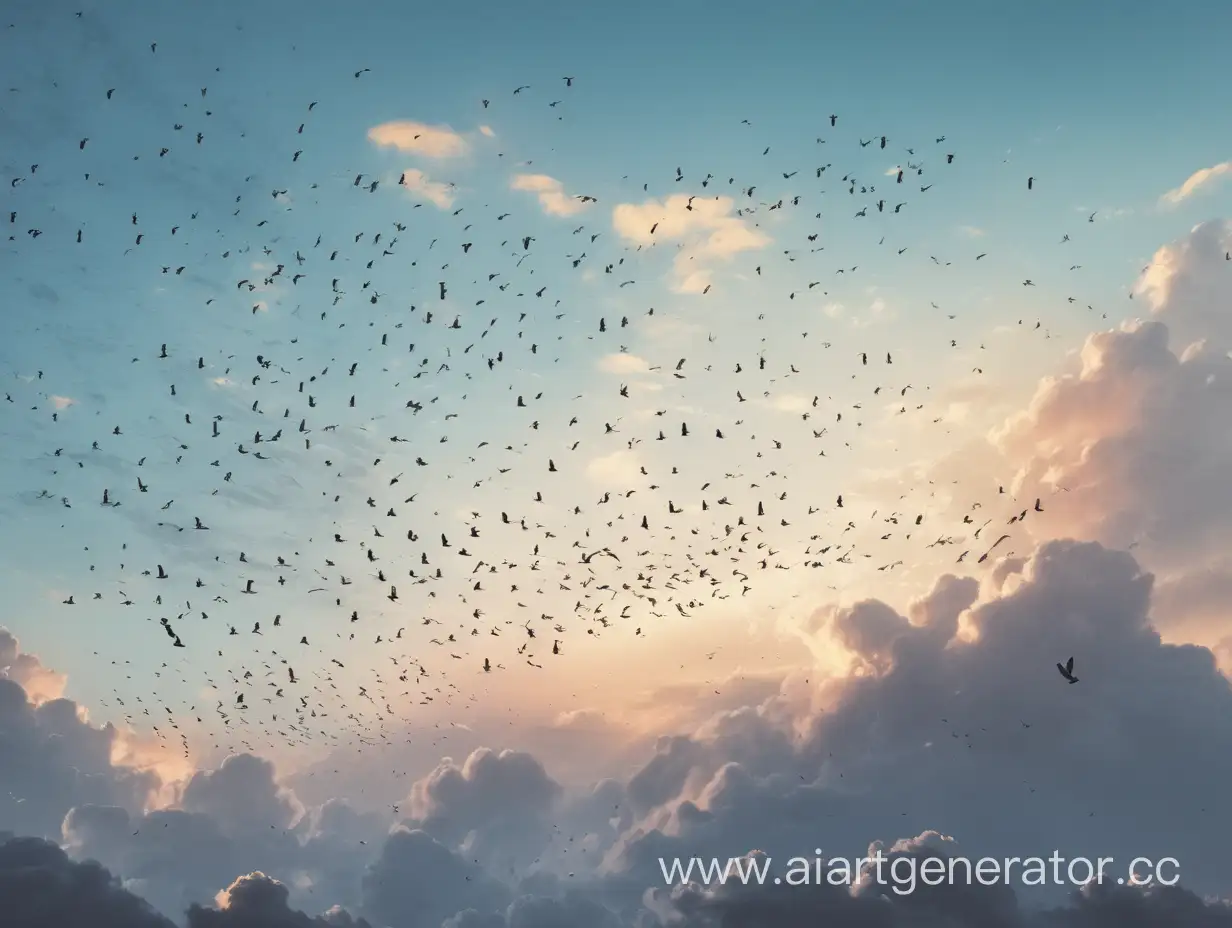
<box><xmin>979</xmin><ymin>221</ymin><xmax>1232</xmax><ymax>648</ymax></box>
<box><xmin>603</xmin><ymin>541</ymin><xmax>1232</xmax><ymax>898</ymax></box>
<box><xmin>409</xmin><ymin>749</ymin><xmax>561</xmax><ymax>867</ymax></box>
<box><xmin>9</xmin><ymin>534</ymin><xmax>1232</xmax><ymax>925</ymax></box>
<box><xmin>361</xmin><ymin>827</ymin><xmax>510</xmax><ymax>928</ymax></box>
<box><xmin>181</xmin><ymin>754</ymin><xmax>303</xmax><ymax>837</ymax></box>
<box><xmin>0</xmin><ymin>657</ymin><xmax>157</xmax><ymax>842</ymax></box>
<box><xmin>510</xmin><ymin>174</ymin><xmax>589</xmax><ymax>217</ymax></box>
<box><xmin>1159</xmin><ymin>161</ymin><xmax>1232</xmax><ymax>206</ymax></box>
<box><xmin>367</xmin><ymin>120</ymin><xmax>469</xmax><ymax>158</ymax></box>
<box><xmin>0</xmin><ymin>835</ymin><xmax>174</xmax><ymax>928</ymax></box>
<box><xmin>399</xmin><ymin>168</ymin><xmax>455</xmax><ymax>209</ymax></box>
<box><xmin>0</xmin><ymin>628</ymin><xmax>65</xmax><ymax>703</ymax></box>
<box><xmin>186</xmin><ymin>871</ymin><xmax>371</xmax><ymax>928</ymax></box>
<box><xmin>612</xmin><ymin>194</ymin><xmax>769</xmax><ymax>293</ymax></box>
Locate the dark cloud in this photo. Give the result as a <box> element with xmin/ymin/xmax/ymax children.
<box><xmin>361</xmin><ymin>827</ymin><xmax>511</xmax><ymax>928</ymax></box>
<box><xmin>0</xmin><ymin>833</ymin><xmax>173</xmax><ymax>928</ymax></box>
<box><xmin>186</xmin><ymin>871</ymin><xmax>371</xmax><ymax>928</ymax></box>
<box><xmin>410</xmin><ymin>748</ymin><xmax>561</xmax><ymax>868</ymax></box>
<box><xmin>0</xmin><ymin>630</ymin><xmax>157</xmax><ymax>841</ymax></box>
<box><xmin>181</xmin><ymin>753</ymin><xmax>304</xmax><ymax>836</ymax></box>
<box><xmin>60</xmin><ymin>759</ymin><xmax>381</xmax><ymax>919</ymax></box>
<box><xmin>608</xmin><ymin>541</ymin><xmax>1232</xmax><ymax>896</ymax></box>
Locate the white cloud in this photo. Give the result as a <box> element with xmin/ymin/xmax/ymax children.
<box><xmin>585</xmin><ymin>449</ymin><xmax>642</xmax><ymax>485</ymax></box>
<box><xmin>596</xmin><ymin>353</ymin><xmax>650</xmax><ymax>375</ymax></box>
<box><xmin>510</xmin><ymin>174</ymin><xmax>588</xmax><ymax>217</ymax></box>
<box><xmin>769</xmin><ymin>393</ymin><xmax>810</xmax><ymax>414</ymax></box>
<box><xmin>399</xmin><ymin>168</ymin><xmax>454</xmax><ymax>210</ymax></box>
<box><xmin>478</xmin><ymin>125</ymin><xmax>495</xmax><ymax>138</ymax></box>
<box><xmin>612</xmin><ymin>194</ymin><xmax>770</xmax><ymax>293</ymax></box>
<box><xmin>1159</xmin><ymin>161</ymin><xmax>1232</xmax><ymax>207</ymax></box>
<box><xmin>49</xmin><ymin>395</ymin><xmax>74</xmax><ymax>410</ymax></box>
<box><xmin>367</xmin><ymin>120</ymin><xmax>469</xmax><ymax>159</ymax></box>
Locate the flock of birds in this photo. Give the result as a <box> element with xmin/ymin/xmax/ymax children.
<box><xmin>0</xmin><ymin>15</ymin><xmax>1125</xmax><ymax>775</ymax></box>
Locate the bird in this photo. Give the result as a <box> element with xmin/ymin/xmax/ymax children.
<box><xmin>1057</xmin><ymin>657</ymin><xmax>1079</xmax><ymax>684</ymax></box>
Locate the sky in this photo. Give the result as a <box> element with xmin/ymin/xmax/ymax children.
<box><xmin>3</xmin><ymin>1</ymin><xmax>1232</xmax><ymax>926</ymax></box>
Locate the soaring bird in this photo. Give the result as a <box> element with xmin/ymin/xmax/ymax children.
<box><xmin>1057</xmin><ymin>656</ymin><xmax>1078</xmax><ymax>684</ymax></box>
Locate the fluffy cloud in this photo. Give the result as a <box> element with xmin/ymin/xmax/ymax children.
<box><xmin>361</xmin><ymin>827</ymin><xmax>510</xmax><ymax>928</ymax></box>
<box><xmin>186</xmin><ymin>871</ymin><xmax>371</xmax><ymax>928</ymax></box>
<box><xmin>0</xmin><ymin>628</ymin><xmax>65</xmax><ymax>703</ymax></box>
<box><xmin>410</xmin><ymin>749</ymin><xmax>561</xmax><ymax>868</ymax></box>
<box><xmin>367</xmin><ymin>120</ymin><xmax>469</xmax><ymax>158</ymax></box>
<box><xmin>1159</xmin><ymin>161</ymin><xmax>1232</xmax><ymax>206</ymax></box>
<box><xmin>0</xmin><ymin>632</ymin><xmax>157</xmax><ymax>842</ymax></box>
<box><xmin>0</xmin><ymin>835</ymin><xmax>174</xmax><ymax>928</ymax></box>
<box><xmin>510</xmin><ymin>174</ymin><xmax>589</xmax><ymax>217</ymax></box>
<box><xmin>611</xmin><ymin>194</ymin><xmax>769</xmax><ymax>293</ymax></box>
<box><xmin>979</xmin><ymin>221</ymin><xmax>1232</xmax><ymax>649</ymax></box>
<box><xmin>399</xmin><ymin>168</ymin><xmax>455</xmax><ymax>209</ymax></box>
<box><xmin>605</xmin><ymin>540</ymin><xmax>1232</xmax><ymax>898</ymax></box>
<box><xmin>9</xmin><ymin>534</ymin><xmax>1232</xmax><ymax>925</ymax></box>
<box><xmin>181</xmin><ymin>754</ymin><xmax>303</xmax><ymax>837</ymax></box>
<box><xmin>596</xmin><ymin>353</ymin><xmax>650</xmax><ymax>375</ymax></box>
<box><xmin>585</xmin><ymin>449</ymin><xmax>643</xmax><ymax>485</ymax></box>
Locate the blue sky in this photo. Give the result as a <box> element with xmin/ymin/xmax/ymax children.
<box><xmin>2</xmin><ymin>0</ymin><xmax>1232</xmax><ymax>769</ymax></box>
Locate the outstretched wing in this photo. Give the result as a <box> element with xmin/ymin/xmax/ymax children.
<box><xmin>1065</xmin><ymin>656</ymin><xmax>1074</xmax><ymax>674</ymax></box>
<box><xmin>1057</xmin><ymin>662</ymin><xmax>1069</xmax><ymax>678</ymax></box>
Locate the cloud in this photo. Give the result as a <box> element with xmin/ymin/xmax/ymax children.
<box><xmin>186</xmin><ymin>871</ymin><xmax>372</xmax><ymax>928</ymax></box>
<box><xmin>399</xmin><ymin>168</ymin><xmax>455</xmax><ymax>209</ymax></box>
<box><xmin>0</xmin><ymin>641</ymin><xmax>158</xmax><ymax>842</ymax></box>
<box><xmin>585</xmin><ymin>450</ymin><xmax>642</xmax><ymax>485</ymax></box>
<box><xmin>0</xmin><ymin>835</ymin><xmax>174</xmax><ymax>928</ymax></box>
<box><xmin>478</xmin><ymin>125</ymin><xmax>495</xmax><ymax>138</ymax></box>
<box><xmin>367</xmin><ymin>121</ymin><xmax>469</xmax><ymax>158</ymax></box>
<box><xmin>409</xmin><ymin>748</ymin><xmax>561</xmax><ymax>865</ymax></box>
<box><xmin>0</xmin><ymin>629</ymin><xmax>65</xmax><ymax>703</ymax></box>
<box><xmin>510</xmin><ymin>174</ymin><xmax>589</xmax><ymax>217</ymax></box>
<box><xmin>978</xmin><ymin>221</ymin><xmax>1232</xmax><ymax>649</ymax></box>
<box><xmin>9</xmin><ymin>532</ymin><xmax>1232</xmax><ymax>925</ymax></box>
<box><xmin>612</xmin><ymin>194</ymin><xmax>770</xmax><ymax>293</ymax></box>
<box><xmin>361</xmin><ymin>828</ymin><xmax>510</xmax><ymax>928</ymax></box>
<box><xmin>1159</xmin><ymin>161</ymin><xmax>1232</xmax><ymax>206</ymax></box>
<box><xmin>596</xmin><ymin>353</ymin><xmax>650</xmax><ymax>375</ymax></box>
<box><xmin>604</xmin><ymin>540</ymin><xmax>1232</xmax><ymax>897</ymax></box>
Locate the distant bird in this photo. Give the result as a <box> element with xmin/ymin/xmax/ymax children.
<box><xmin>1057</xmin><ymin>656</ymin><xmax>1078</xmax><ymax>684</ymax></box>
